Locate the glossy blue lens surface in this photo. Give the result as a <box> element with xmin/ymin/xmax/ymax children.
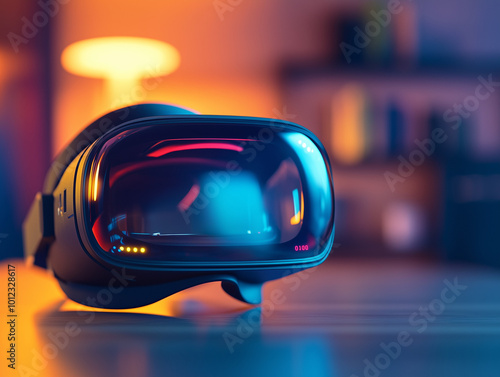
<box><xmin>86</xmin><ymin>119</ymin><xmax>334</xmax><ymax>264</ymax></box>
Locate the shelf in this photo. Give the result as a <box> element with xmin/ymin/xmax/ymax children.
<box><xmin>281</xmin><ymin>61</ymin><xmax>500</xmax><ymax>82</ymax></box>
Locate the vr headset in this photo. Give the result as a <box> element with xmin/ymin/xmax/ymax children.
<box><xmin>23</xmin><ymin>104</ymin><xmax>335</xmax><ymax>308</ymax></box>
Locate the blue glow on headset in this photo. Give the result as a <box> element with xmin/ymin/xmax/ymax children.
<box><xmin>200</xmin><ymin>172</ymin><xmax>271</xmax><ymax>240</ymax></box>
<box><xmin>284</xmin><ymin>132</ymin><xmax>333</xmax><ymax>237</ymax></box>
<box><xmin>292</xmin><ymin>188</ymin><xmax>299</xmax><ymax>217</ymax></box>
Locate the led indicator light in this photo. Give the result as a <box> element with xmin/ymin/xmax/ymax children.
<box><xmin>119</xmin><ymin>246</ymin><xmax>147</xmax><ymax>254</ymax></box>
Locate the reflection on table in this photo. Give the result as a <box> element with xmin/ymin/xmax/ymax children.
<box><xmin>1</xmin><ymin>257</ymin><xmax>500</xmax><ymax>377</ymax></box>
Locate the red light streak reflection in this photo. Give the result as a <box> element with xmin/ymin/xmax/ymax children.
<box><xmin>178</xmin><ymin>183</ymin><xmax>201</xmax><ymax>211</ymax></box>
<box><xmin>147</xmin><ymin>142</ymin><xmax>243</xmax><ymax>158</ymax></box>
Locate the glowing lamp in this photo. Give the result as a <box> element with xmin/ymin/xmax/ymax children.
<box><xmin>61</xmin><ymin>37</ymin><xmax>180</xmax><ymax>106</ymax></box>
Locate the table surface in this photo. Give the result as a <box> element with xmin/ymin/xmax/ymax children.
<box><xmin>1</xmin><ymin>257</ymin><xmax>499</xmax><ymax>377</ymax></box>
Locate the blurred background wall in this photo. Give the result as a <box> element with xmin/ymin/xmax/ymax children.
<box><xmin>1</xmin><ymin>0</ymin><xmax>500</xmax><ymax>266</ymax></box>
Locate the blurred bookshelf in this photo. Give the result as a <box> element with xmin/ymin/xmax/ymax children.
<box><xmin>279</xmin><ymin>5</ymin><xmax>500</xmax><ymax>267</ymax></box>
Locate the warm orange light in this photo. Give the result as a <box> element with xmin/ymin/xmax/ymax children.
<box><xmin>61</xmin><ymin>36</ymin><xmax>180</xmax><ymax>79</ymax></box>
<box><xmin>61</xmin><ymin>37</ymin><xmax>180</xmax><ymax>107</ymax></box>
<box><xmin>93</xmin><ymin>158</ymin><xmax>101</xmax><ymax>201</ymax></box>
<box><xmin>300</xmin><ymin>191</ymin><xmax>304</xmax><ymax>221</ymax></box>
<box><xmin>91</xmin><ymin>153</ymin><xmax>105</xmax><ymax>201</ymax></box>
<box><xmin>290</xmin><ymin>189</ymin><xmax>304</xmax><ymax>226</ymax></box>
<box><xmin>331</xmin><ymin>84</ymin><xmax>367</xmax><ymax>165</ymax></box>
